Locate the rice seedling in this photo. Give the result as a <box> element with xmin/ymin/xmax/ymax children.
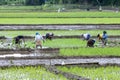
<box><xmin>1</xmin><ymin>37</ymin><xmax>119</xmax><ymax>56</ymax></box>
<box><xmin>58</xmin><ymin>66</ymin><xmax>120</xmax><ymax>80</ymax></box>
<box><xmin>0</xmin><ymin>18</ymin><xmax>120</xmax><ymax>24</ymax></box>
<box><xmin>60</xmin><ymin>47</ymin><xmax>120</xmax><ymax>56</ymax></box>
<box><xmin>0</xmin><ymin>66</ymin><xmax>67</xmax><ymax>80</ymax></box>
<box><xmin>0</xmin><ymin>12</ymin><xmax>120</xmax><ymax>18</ymax></box>
<box><xmin>0</xmin><ymin>30</ymin><xmax>119</xmax><ymax>37</ymax></box>
<box><xmin>24</xmin><ymin>38</ymin><xmax>120</xmax><ymax>56</ymax></box>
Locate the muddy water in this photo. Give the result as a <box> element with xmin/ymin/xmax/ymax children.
<box><xmin>0</xmin><ymin>49</ymin><xmax>59</xmax><ymax>58</ymax></box>
<box><xmin>0</xmin><ymin>53</ymin><xmax>52</xmax><ymax>58</ymax></box>
<box><xmin>0</xmin><ymin>58</ymin><xmax>120</xmax><ymax>67</ymax></box>
<box><xmin>0</xmin><ymin>24</ymin><xmax>120</xmax><ymax>30</ymax></box>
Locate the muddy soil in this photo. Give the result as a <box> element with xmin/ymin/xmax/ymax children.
<box><xmin>0</xmin><ymin>24</ymin><xmax>120</xmax><ymax>30</ymax></box>
<box><xmin>0</xmin><ymin>57</ymin><xmax>120</xmax><ymax>67</ymax></box>
<box><xmin>0</xmin><ymin>48</ymin><xmax>59</xmax><ymax>58</ymax></box>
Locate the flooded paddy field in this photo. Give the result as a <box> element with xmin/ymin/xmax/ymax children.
<box><xmin>0</xmin><ymin>24</ymin><xmax>119</xmax><ymax>80</ymax></box>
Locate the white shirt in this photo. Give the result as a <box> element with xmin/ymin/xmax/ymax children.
<box><xmin>35</xmin><ymin>35</ymin><xmax>43</xmax><ymax>41</ymax></box>
<box><xmin>83</xmin><ymin>33</ymin><xmax>88</xmax><ymax>39</ymax></box>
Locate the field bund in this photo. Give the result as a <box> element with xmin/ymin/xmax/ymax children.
<box><xmin>0</xmin><ymin>57</ymin><xmax>120</xmax><ymax>67</ymax></box>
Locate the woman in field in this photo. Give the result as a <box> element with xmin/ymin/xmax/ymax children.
<box><xmin>35</xmin><ymin>32</ymin><xmax>44</xmax><ymax>49</ymax></box>
<box><xmin>87</xmin><ymin>39</ymin><xmax>96</xmax><ymax>47</ymax></box>
<box><xmin>13</xmin><ymin>35</ymin><xmax>25</xmax><ymax>48</ymax></box>
<box><xmin>97</xmin><ymin>31</ymin><xmax>108</xmax><ymax>46</ymax></box>
<box><xmin>82</xmin><ymin>33</ymin><xmax>91</xmax><ymax>41</ymax></box>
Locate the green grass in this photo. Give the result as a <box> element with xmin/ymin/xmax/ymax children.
<box><xmin>58</xmin><ymin>66</ymin><xmax>120</xmax><ymax>80</ymax></box>
<box><xmin>0</xmin><ymin>11</ymin><xmax>120</xmax><ymax>24</ymax></box>
<box><xmin>60</xmin><ymin>47</ymin><xmax>120</xmax><ymax>56</ymax></box>
<box><xmin>0</xmin><ymin>66</ymin><xmax>67</xmax><ymax>80</ymax></box>
<box><xmin>0</xmin><ymin>30</ymin><xmax>119</xmax><ymax>56</ymax></box>
<box><xmin>0</xmin><ymin>30</ymin><xmax>120</xmax><ymax>37</ymax></box>
<box><xmin>25</xmin><ymin>39</ymin><xmax>86</xmax><ymax>49</ymax></box>
<box><xmin>23</xmin><ymin>39</ymin><xmax>120</xmax><ymax>56</ymax></box>
<box><xmin>43</xmin><ymin>39</ymin><xmax>86</xmax><ymax>48</ymax></box>
<box><xmin>0</xmin><ymin>12</ymin><xmax>120</xmax><ymax>18</ymax></box>
<box><xmin>0</xmin><ymin>18</ymin><xmax>120</xmax><ymax>24</ymax></box>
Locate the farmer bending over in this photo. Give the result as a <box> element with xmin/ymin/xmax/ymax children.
<box><xmin>35</xmin><ymin>32</ymin><xmax>44</xmax><ymax>49</ymax></box>
<box><xmin>97</xmin><ymin>34</ymin><xmax>102</xmax><ymax>42</ymax></box>
<box><xmin>45</xmin><ymin>33</ymin><xmax>54</xmax><ymax>40</ymax></box>
<box><xmin>87</xmin><ymin>39</ymin><xmax>96</xmax><ymax>47</ymax></box>
<box><xmin>82</xmin><ymin>33</ymin><xmax>91</xmax><ymax>41</ymax></box>
<box><xmin>13</xmin><ymin>35</ymin><xmax>25</xmax><ymax>48</ymax></box>
<box><xmin>102</xmin><ymin>31</ymin><xmax>108</xmax><ymax>46</ymax></box>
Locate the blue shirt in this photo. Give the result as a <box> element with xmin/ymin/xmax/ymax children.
<box><xmin>102</xmin><ymin>34</ymin><xmax>108</xmax><ymax>39</ymax></box>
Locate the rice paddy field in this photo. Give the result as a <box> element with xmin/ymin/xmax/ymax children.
<box><xmin>0</xmin><ymin>8</ymin><xmax>120</xmax><ymax>80</ymax></box>
<box><xmin>1</xmin><ymin>18</ymin><xmax>120</xmax><ymax>24</ymax></box>
<box><xmin>0</xmin><ymin>30</ymin><xmax>120</xmax><ymax>37</ymax></box>
<box><xmin>58</xmin><ymin>66</ymin><xmax>120</xmax><ymax>80</ymax></box>
<box><xmin>0</xmin><ymin>12</ymin><xmax>120</xmax><ymax>18</ymax></box>
<box><xmin>0</xmin><ymin>30</ymin><xmax>120</xmax><ymax>57</ymax></box>
<box><xmin>0</xmin><ymin>11</ymin><xmax>120</xmax><ymax>24</ymax></box>
<box><xmin>0</xmin><ymin>66</ymin><xmax>67</xmax><ymax>80</ymax></box>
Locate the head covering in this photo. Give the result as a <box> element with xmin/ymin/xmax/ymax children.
<box><xmin>103</xmin><ymin>31</ymin><xmax>107</xmax><ymax>34</ymax></box>
<box><xmin>36</xmin><ymin>32</ymin><xmax>39</xmax><ymax>35</ymax></box>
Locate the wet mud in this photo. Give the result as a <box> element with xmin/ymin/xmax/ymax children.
<box><xmin>0</xmin><ymin>48</ymin><xmax>59</xmax><ymax>58</ymax></box>
<box><xmin>0</xmin><ymin>57</ymin><xmax>120</xmax><ymax>67</ymax></box>
<box><xmin>0</xmin><ymin>24</ymin><xmax>120</xmax><ymax>30</ymax></box>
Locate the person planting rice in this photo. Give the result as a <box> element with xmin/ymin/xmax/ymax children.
<box><xmin>102</xmin><ymin>31</ymin><xmax>108</xmax><ymax>46</ymax></box>
<box><xmin>97</xmin><ymin>34</ymin><xmax>102</xmax><ymax>42</ymax></box>
<box><xmin>13</xmin><ymin>35</ymin><xmax>25</xmax><ymax>48</ymax></box>
<box><xmin>45</xmin><ymin>33</ymin><xmax>54</xmax><ymax>40</ymax></box>
<box><xmin>97</xmin><ymin>31</ymin><xmax>108</xmax><ymax>46</ymax></box>
<box><xmin>87</xmin><ymin>39</ymin><xmax>96</xmax><ymax>47</ymax></box>
<box><xmin>35</xmin><ymin>32</ymin><xmax>44</xmax><ymax>49</ymax></box>
<box><xmin>82</xmin><ymin>33</ymin><xmax>91</xmax><ymax>41</ymax></box>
